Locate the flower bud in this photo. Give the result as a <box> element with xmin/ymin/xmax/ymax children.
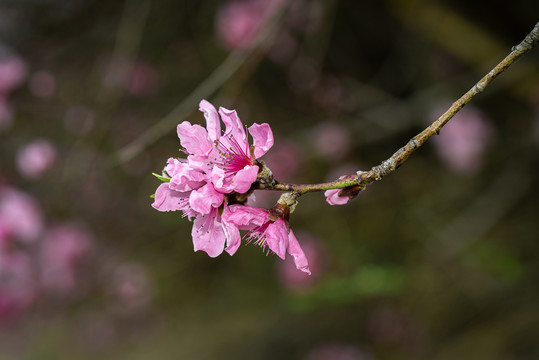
<box><xmin>268</xmin><ymin>203</ymin><xmax>290</xmax><ymax>222</ymax></box>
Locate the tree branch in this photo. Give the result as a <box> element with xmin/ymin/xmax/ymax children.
<box><xmin>261</xmin><ymin>22</ymin><xmax>539</xmax><ymax>195</ymax></box>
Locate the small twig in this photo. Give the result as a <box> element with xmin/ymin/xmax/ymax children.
<box><xmin>262</xmin><ymin>22</ymin><xmax>539</xmax><ymax>195</ymax></box>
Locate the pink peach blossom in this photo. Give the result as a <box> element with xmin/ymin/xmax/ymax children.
<box><xmin>152</xmin><ymin>99</ymin><xmax>275</xmax><ymax>258</ymax></box>
<box><xmin>223</xmin><ymin>205</ymin><xmax>310</xmax><ymax>274</ymax></box>
<box><xmin>278</xmin><ymin>232</ymin><xmax>323</xmax><ymax>289</ymax></box>
<box><xmin>182</xmin><ymin>99</ymin><xmax>273</xmax><ymax>194</ymax></box>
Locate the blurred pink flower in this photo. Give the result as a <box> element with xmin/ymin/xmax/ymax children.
<box><xmin>107</xmin><ymin>262</ymin><xmax>152</xmax><ymax>315</ymax></box>
<box><xmin>312</xmin><ymin>122</ymin><xmax>352</xmax><ymax>160</ymax></box>
<box><xmin>127</xmin><ymin>61</ymin><xmax>160</xmax><ymax>97</ymax></box>
<box><xmin>0</xmin><ymin>54</ymin><xmax>26</xmax><ymax>132</ymax></box>
<box><xmin>16</xmin><ymin>138</ymin><xmax>58</xmax><ymax>179</ymax></box>
<box><xmin>28</xmin><ymin>70</ymin><xmax>56</xmax><ymax>98</ymax></box>
<box><xmin>216</xmin><ymin>0</ymin><xmax>283</xmax><ymax>51</ymax></box>
<box><xmin>305</xmin><ymin>343</ymin><xmax>371</xmax><ymax>360</ymax></box>
<box><xmin>0</xmin><ymin>251</ymin><xmax>36</xmax><ymax>320</ymax></box>
<box><xmin>223</xmin><ymin>204</ymin><xmax>311</xmax><ymax>274</ymax></box>
<box><xmin>262</xmin><ymin>140</ymin><xmax>301</xmax><ymax>182</ymax></box>
<box><xmin>278</xmin><ymin>232</ymin><xmax>323</xmax><ymax>289</ymax></box>
<box><xmin>102</xmin><ymin>56</ymin><xmax>160</xmax><ymax>97</ymax></box>
<box><xmin>40</xmin><ymin>223</ymin><xmax>92</xmax><ymax>294</ymax></box>
<box><xmin>0</xmin><ymin>187</ymin><xmax>43</xmax><ymax>242</ymax></box>
<box><xmin>0</xmin><ymin>54</ymin><xmax>27</xmax><ymax>95</ymax></box>
<box><xmin>429</xmin><ymin>104</ymin><xmax>493</xmax><ymax>174</ymax></box>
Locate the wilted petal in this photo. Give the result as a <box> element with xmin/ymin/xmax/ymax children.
<box><xmin>192</xmin><ymin>209</ymin><xmax>226</xmax><ymax>257</ymax></box>
<box><xmin>287</xmin><ymin>230</ymin><xmax>311</xmax><ymax>275</ymax></box>
<box><xmin>152</xmin><ymin>183</ymin><xmax>188</xmax><ymax>212</ymax></box>
<box><xmin>324</xmin><ymin>189</ymin><xmax>350</xmax><ymax>205</ymax></box>
<box><xmin>189</xmin><ymin>183</ymin><xmax>224</xmax><ymax>214</ymax></box>
<box><xmin>264</xmin><ymin>219</ymin><xmax>288</xmax><ymax>259</ymax></box>
<box><xmin>231</xmin><ymin>164</ymin><xmax>258</xmax><ymax>193</ymax></box>
<box><xmin>177</xmin><ymin>121</ymin><xmax>212</xmax><ymax>156</ymax></box>
<box><xmin>248</xmin><ymin>123</ymin><xmax>273</xmax><ymax>158</ymax></box>
<box><xmin>199</xmin><ymin>99</ymin><xmax>221</xmax><ymax>141</ymax></box>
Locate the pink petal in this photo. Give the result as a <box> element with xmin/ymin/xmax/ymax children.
<box><xmin>177</xmin><ymin>121</ymin><xmax>212</xmax><ymax>156</ymax></box>
<box><xmin>223</xmin><ymin>205</ymin><xmax>268</xmax><ymax>228</ymax></box>
<box><xmin>248</xmin><ymin>123</ymin><xmax>273</xmax><ymax>158</ymax></box>
<box><xmin>199</xmin><ymin>100</ymin><xmax>221</xmax><ymax>141</ymax></box>
<box><xmin>287</xmin><ymin>230</ymin><xmax>311</xmax><ymax>275</ymax></box>
<box><xmin>152</xmin><ymin>183</ymin><xmax>187</xmax><ymax>212</ymax></box>
<box><xmin>187</xmin><ymin>154</ymin><xmax>212</xmax><ymax>173</ymax></box>
<box><xmin>189</xmin><ymin>183</ymin><xmax>224</xmax><ymax>214</ymax></box>
<box><xmin>169</xmin><ymin>163</ymin><xmax>207</xmax><ymax>192</ymax></box>
<box><xmin>231</xmin><ymin>164</ymin><xmax>258</xmax><ymax>193</ymax></box>
<box><xmin>324</xmin><ymin>189</ymin><xmax>350</xmax><ymax>205</ymax></box>
<box><xmin>222</xmin><ymin>206</ymin><xmax>241</xmax><ymax>255</ymax></box>
<box><xmin>210</xmin><ymin>165</ymin><xmax>232</xmax><ymax>193</ymax></box>
<box><xmin>219</xmin><ymin>107</ymin><xmax>248</xmax><ymax>152</ymax></box>
<box><xmin>164</xmin><ymin>157</ymin><xmax>184</xmax><ymax>176</ymax></box>
<box><xmin>192</xmin><ymin>209</ymin><xmax>226</xmax><ymax>257</ymax></box>
<box><xmin>264</xmin><ymin>219</ymin><xmax>288</xmax><ymax>259</ymax></box>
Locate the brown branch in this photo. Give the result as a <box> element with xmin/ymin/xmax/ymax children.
<box><xmin>261</xmin><ymin>22</ymin><xmax>539</xmax><ymax>195</ymax></box>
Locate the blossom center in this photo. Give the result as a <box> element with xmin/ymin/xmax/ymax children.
<box><xmin>213</xmin><ymin>134</ymin><xmax>254</xmax><ymax>174</ymax></box>
<box><xmin>244</xmin><ymin>222</ymin><xmax>272</xmax><ymax>254</ymax></box>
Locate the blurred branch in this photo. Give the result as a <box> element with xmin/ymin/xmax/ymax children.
<box><xmin>263</xmin><ymin>22</ymin><xmax>539</xmax><ymax>196</ymax></box>
<box><xmin>389</xmin><ymin>0</ymin><xmax>539</xmax><ymax>96</ymax></box>
<box><xmin>110</xmin><ymin>3</ymin><xmax>288</xmax><ymax>166</ymax></box>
